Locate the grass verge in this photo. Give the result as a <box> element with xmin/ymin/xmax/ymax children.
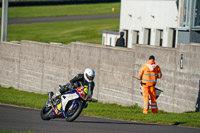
<box><xmin>5</xmin><ymin>18</ymin><xmax>119</xmax><ymax>44</ymax></box>
<box><xmin>0</xmin><ymin>86</ymin><xmax>47</xmax><ymax>109</ymax></box>
<box><xmin>0</xmin><ymin>3</ymin><xmax>120</xmax><ymax>18</ymax></box>
<box><xmin>0</xmin><ymin>86</ymin><xmax>200</xmax><ymax>128</ymax></box>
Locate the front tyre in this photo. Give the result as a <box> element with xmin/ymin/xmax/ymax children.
<box><xmin>65</xmin><ymin>100</ymin><xmax>83</xmax><ymax>122</ymax></box>
<box><xmin>40</xmin><ymin>104</ymin><xmax>52</xmax><ymax>120</ymax></box>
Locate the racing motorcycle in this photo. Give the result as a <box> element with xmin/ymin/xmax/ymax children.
<box><xmin>40</xmin><ymin>85</ymin><xmax>87</xmax><ymax>122</ymax></box>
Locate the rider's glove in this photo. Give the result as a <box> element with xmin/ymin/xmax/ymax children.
<box><xmin>59</xmin><ymin>85</ymin><xmax>68</xmax><ymax>93</ymax></box>
<box><xmin>68</xmin><ymin>82</ymin><xmax>75</xmax><ymax>90</ymax></box>
<box><xmin>59</xmin><ymin>83</ymin><xmax>74</xmax><ymax>93</ymax></box>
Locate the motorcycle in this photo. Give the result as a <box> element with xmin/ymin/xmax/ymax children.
<box><xmin>40</xmin><ymin>85</ymin><xmax>87</xmax><ymax>122</ymax></box>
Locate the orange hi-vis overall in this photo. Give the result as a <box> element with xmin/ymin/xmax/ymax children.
<box><xmin>139</xmin><ymin>60</ymin><xmax>162</xmax><ymax>114</ymax></box>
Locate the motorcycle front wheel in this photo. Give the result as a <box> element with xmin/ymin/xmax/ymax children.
<box><xmin>65</xmin><ymin>99</ymin><xmax>83</xmax><ymax>122</ymax></box>
<box><xmin>40</xmin><ymin>103</ymin><xmax>52</xmax><ymax>120</ymax></box>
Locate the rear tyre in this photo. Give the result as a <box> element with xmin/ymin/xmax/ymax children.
<box><xmin>65</xmin><ymin>100</ymin><xmax>83</xmax><ymax>122</ymax></box>
<box><xmin>40</xmin><ymin>104</ymin><xmax>52</xmax><ymax>120</ymax></box>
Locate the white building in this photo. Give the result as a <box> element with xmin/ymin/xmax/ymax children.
<box><xmin>102</xmin><ymin>0</ymin><xmax>200</xmax><ymax>48</ymax></box>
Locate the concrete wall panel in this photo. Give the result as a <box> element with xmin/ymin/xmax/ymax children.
<box><xmin>0</xmin><ymin>42</ymin><xmax>20</xmax><ymax>89</ymax></box>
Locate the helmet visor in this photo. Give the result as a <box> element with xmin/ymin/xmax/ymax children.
<box><xmin>86</xmin><ymin>74</ymin><xmax>94</xmax><ymax>80</ymax></box>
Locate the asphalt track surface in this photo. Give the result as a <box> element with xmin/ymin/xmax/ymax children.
<box><xmin>0</xmin><ymin>104</ymin><xmax>200</xmax><ymax>133</ymax></box>
<box><xmin>7</xmin><ymin>14</ymin><xmax>120</xmax><ymax>24</ymax></box>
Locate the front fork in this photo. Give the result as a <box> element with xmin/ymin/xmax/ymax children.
<box><xmin>48</xmin><ymin>91</ymin><xmax>59</xmax><ymax>115</ymax></box>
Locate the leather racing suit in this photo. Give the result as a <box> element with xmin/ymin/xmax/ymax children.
<box><xmin>60</xmin><ymin>74</ymin><xmax>95</xmax><ymax>101</ymax></box>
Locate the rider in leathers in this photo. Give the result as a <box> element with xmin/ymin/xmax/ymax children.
<box><xmin>53</xmin><ymin>68</ymin><xmax>95</xmax><ymax>102</ymax></box>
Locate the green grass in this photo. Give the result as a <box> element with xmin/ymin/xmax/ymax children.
<box><xmin>0</xmin><ymin>3</ymin><xmax>120</xmax><ymax>44</ymax></box>
<box><xmin>83</xmin><ymin>102</ymin><xmax>200</xmax><ymax>127</ymax></box>
<box><xmin>0</xmin><ymin>86</ymin><xmax>200</xmax><ymax>128</ymax></box>
<box><xmin>0</xmin><ymin>86</ymin><xmax>47</xmax><ymax>109</ymax></box>
<box><xmin>0</xmin><ymin>3</ymin><xmax>120</xmax><ymax>18</ymax></box>
<box><xmin>5</xmin><ymin>19</ymin><xmax>119</xmax><ymax>44</ymax></box>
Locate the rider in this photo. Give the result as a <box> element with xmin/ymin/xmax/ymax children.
<box><xmin>52</xmin><ymin>68</ymin><xmax>95</xmax><ymax>102</ymax></box>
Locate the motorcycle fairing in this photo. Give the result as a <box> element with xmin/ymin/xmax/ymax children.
<box><xmin>75</xmin><ymin>86</ymin><xmax>85</xmax><ymax>99</ymax></box>
<box><xmin>61</xmin><ymin>90</ymin><xmax>79</xmax><ymax>112</ymax></box>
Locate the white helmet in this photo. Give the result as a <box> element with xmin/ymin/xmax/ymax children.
<box><xmin>84</xmin><ymin>68</ymin><xmax>95</xmax><ymax>82</ymax></box>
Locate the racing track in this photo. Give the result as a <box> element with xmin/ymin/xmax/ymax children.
<box><xmin>0</xmin><ymin>104</ymin><xmax>200</xmax><ymax>133</ymax></box>
<box><xmin>7</xmin><ymin>14</ymin><xmax>120</xmax><ymax>24</ymax></box>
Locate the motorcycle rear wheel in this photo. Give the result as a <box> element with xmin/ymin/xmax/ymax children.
<box><xmin>40</xmin><ymin>104</ymin><xmax>52</xmax><ymax>120</ymax></box>
<box><xmin>65</xmin><ymin>100</ymin><xmax>83</xmax><ymax>122</ymax></box>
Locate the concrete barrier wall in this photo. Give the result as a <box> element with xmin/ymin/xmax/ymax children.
<box><xmin>0</xmin><ymin>42</ymin><xmax>20</xmax><ymax>89</ymax></box>
<box><xmin>0</xmin><ymin>41</ymin><xmax>71</xmax><ymax>93</ymax></box>
<box><xmin>18</xmin><ymin>41</ymin><xmax>44</xmax><ymax>93</ymax></box>
<box><xmin>42</xmin><ymin>41</ymin><xmax>71</xmax><ymax>93</ymax></box>
<box><xmin>0</xmin><ymin>40</ymin><xmax>199</xmax><ymax>113</ymax></box>
<box><xmin>174</xmin><ymin>44</ymin><xmax>200</xmax><ymax>112</ymax></box>
<box><xmin>98</xmin><ymin>46</ymin><xmax>135</xmax><ymax>106</ymax></box>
